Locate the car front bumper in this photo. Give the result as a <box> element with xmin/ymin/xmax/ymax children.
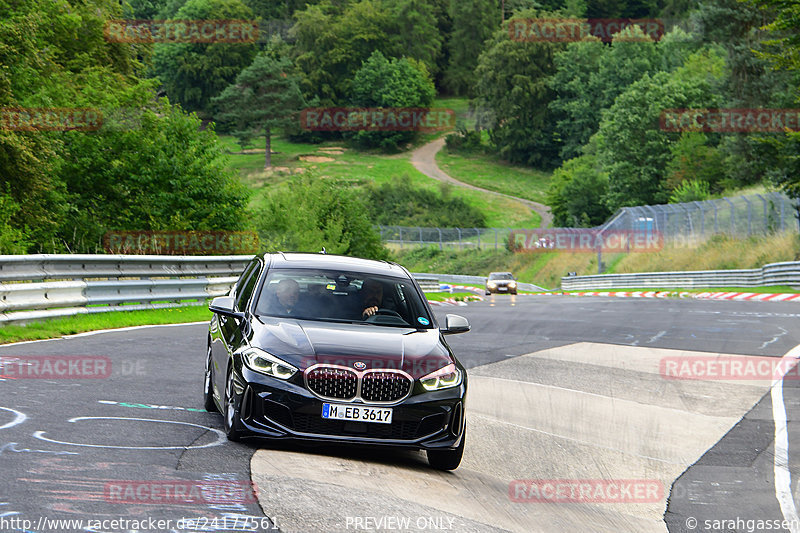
<box><xmin>235</xmin><ymin>366</ymin><xmax>467</xmax><ymax>451</ymax></box>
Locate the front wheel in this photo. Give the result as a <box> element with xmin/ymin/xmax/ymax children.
<box><xmin>427</xmin><ymin>429</ymin><xmax>465</xmax><ymax>471</ymax></box>
<box><xmin>224</xmin><ymin>367</ymin><xmax>245</xmax><ymax>441</ymax></box>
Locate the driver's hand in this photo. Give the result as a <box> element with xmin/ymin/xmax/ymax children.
<box><xmin>363</xmin><ymin>306</ymin><xmax>378</xmax><ymax>317</ymax></box>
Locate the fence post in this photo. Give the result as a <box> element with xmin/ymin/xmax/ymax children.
<box><xmin>723</xmin><ymin>197</ymin><xmax>735</xmax><ymax>234</ymax></box>
<box><xmin>457</xmin><ymin>227</ymin><xmax>462</xmax><ymax>249</ymax></box>
<box><xmin>475</xmin><ymin>228</ymin><xmax>481</xmax><ymax>249</ymax></box>
<box><xmin>399</xmin><ymin>226</ymin><xmax>403</xmax><ymax>249</ymax></box>
<box><xmin>743</xmin><ymin>196</ymin><xmax>752</xmax><ymax>235</ymax></box>
<box><xmin>438</xmin><ymin>228</ymin><xmax>443</xmax><ymax>251</ymax></box>
<box><xmin>418</xmin><ymin>226</ymin><xmax>423</xmax><ymax>246</ymax></box>
<box><xmin>755</xmin><ymin>194</ymin><xmax>768</xmax><ymax>233</ymax></box>
<box><xmin>495</xmin><ymin>229</ymin><xmax>498</xmax><ymax>250</ymax></box>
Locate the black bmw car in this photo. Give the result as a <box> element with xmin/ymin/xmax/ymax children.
<box><xmin>204</xmin><ymin>252</ymin><xmax>470</xmax><ymax>470</ymax></box>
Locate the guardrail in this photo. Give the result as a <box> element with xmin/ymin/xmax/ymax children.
<box><xmin>560</xmin><ymin>261</ymin><xmax>800</xmax><ymax>290</ymax></box>
<box><xmin>0</xmin><ymin>255</ymin><xmax>252</xmax><ymax>324</ymax></box>
<box><xmin>0</xmin><ymin>255</ymin><xmax>548</xmax><ymax>324</ymax></box>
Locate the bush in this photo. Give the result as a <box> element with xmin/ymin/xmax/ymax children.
<box><xmin>364</xmin><ymin>175</ymin><xmax>486</xmax><ymax>227</ymax></box>
<box><xmin>255</xmin><ymin>175</ymin><xmax>388</xmax><ymax>260</ymax></box>
<box><xmin>669</xmin><ymin>180</ymin><xmax>711</xmax><ymax>203</ymax></box>
<box><xmin>444</xmin><ymin>129</ymin><xmax>483</xmax><ymax>153</ymax></box>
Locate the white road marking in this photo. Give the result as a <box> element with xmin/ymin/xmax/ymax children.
<box><xmin>33</xmin><ymin>416</ymin><xmax>226</xmax><ymax>450</ymax></box>
<box><xmin>771</xmin><ymin>343</ymin><xmax>800</xmax><ymax>533</ymax></box>
<box><xmin>0</xmin><ymin>406</ymin><xmax>26</xmax><ymax>430</ymax></box>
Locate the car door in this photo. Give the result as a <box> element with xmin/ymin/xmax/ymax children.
<box><xmin>211</xmin><ymin>258</ymin><xmax>262</xmax><ymax>399</ymax></box>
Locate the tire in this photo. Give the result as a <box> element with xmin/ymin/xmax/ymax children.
<box><xmin>224</xmin><ymin>367</ymin><xmax>245</xmax><ymax>441</ymax></box>
<box><xmin>203</xmin><ymin>343</ymin><xmax>217</xmax><ymax>413</ymax></box>
<box><xmin>485</xmin><ymin>290</ymin><xmax>490</xmax><ymax>295</ymax></box>
<box><xmin>427</xmin><ymin>429</ymin><xmax>465</xmax><ymax>471</ymax></box>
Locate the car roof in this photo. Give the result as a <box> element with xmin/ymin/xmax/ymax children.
<box><xmin>264</xmin><ymin>252</ymin><xmax>409</xmax><ymax>277</ymax></box>
<box><xmin>489</xmin><ymin>271</ymin><xmax>513</xmax><ymax>275</ymax></box>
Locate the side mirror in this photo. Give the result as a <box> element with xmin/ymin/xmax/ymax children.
<box><xmin>442</xmin><ymin>314</ymin><xmax>470</xmax><ymax>335</ymax></box>
<box><xmin>209</xmin><ymin>296</ymin><xmax>245</xmax><ymax>321</ymax></box>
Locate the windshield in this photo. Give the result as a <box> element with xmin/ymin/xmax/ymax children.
<box><xmin>489</xmin><ymin>273</ymin><xmax>513</xmax><ymax>280</ymax></box>
<box><xmin>254</xmin><ymin>268</ymin><xmax>433</xmax><ymax>328</ymax></box>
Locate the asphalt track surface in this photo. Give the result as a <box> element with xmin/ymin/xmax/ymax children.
<box><xmin>1</xmin><ymin>295</ymin><xmax>799</xmax><ymax>532</ymax></box>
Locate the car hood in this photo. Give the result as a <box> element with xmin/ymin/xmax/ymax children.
<box><xmin>489</xmin><ymin>279</ymin><xmax>513</xmax><ymax>285</ymax></box>
<box><xmin>250</xmin><ymin>317</ymin><xmax>452</xmax><ymax>379</ymax></box>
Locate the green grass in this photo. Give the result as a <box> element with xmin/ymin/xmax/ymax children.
<box><xmin>0</xmin><ymin>305</ymin><xmax>212</xmax><ymax>344</ymax></box>
<box><xmin>435</xmin><ymin>149</ymin><xmax>552</xmax><ymax>205</ymax></box>
<box><xmin>223</xmin><ymin>134</ymin><xmax>542</xmax><ymax>228</ymax></box>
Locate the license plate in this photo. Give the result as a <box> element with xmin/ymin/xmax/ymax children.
<box><xmin>321</xmin><ymin>403</ymin><xmax>393</xmax><ymax>424</ymax></box>
<box><xmin>498</xmin><ymin>287</ymin><xmax>507</xmax><ymax>291</ymax></box>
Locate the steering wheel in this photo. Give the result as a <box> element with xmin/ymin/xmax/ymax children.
<box><xmin>363</xmin><ymin>308</ymin><xmax>403</xmax><ymax>321</ymax></box>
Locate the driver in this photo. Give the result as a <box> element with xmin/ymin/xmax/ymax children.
<box><xmin>359</xmin><ymin>278</ymin><xmax>384</xmax><ymax>318</ymax></box>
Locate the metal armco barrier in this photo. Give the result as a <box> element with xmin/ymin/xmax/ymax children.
<box><xmin>560</xmin><ymin>261</ymin><xmax>800</xmax><ymax>290</ymax></box>
<box><xmin>0</xmin><ymin>254</ymin><xmax>252</xmax><ymax>324</ymax></box>
<box><xmin>0</xmin><ymin>255</ymin><xmax>540</xmax><ymax>324</ymax></box>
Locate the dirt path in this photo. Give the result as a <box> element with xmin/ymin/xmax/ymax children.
<box><xmin>410</xmin><ymin>137</ymin><xmax>553</xmax><ymax>228</ymax></box>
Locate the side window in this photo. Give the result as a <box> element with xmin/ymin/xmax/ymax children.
<box><xmin>235</xmin><ymin>262</ymin><xmax>261</xmax><ymax>312</ymax></box>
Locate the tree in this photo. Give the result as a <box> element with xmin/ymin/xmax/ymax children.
<box><xmin>151</xmin><ymin>0</ymin><xmax>258</xmax><ymax>116</ymax></box>
<box><xmin>665</xmin><ymin>132</ymin><xmax>725</xmax><ymax>192</ymax></box>
<box><xmin>547</xmin><ymin>147</ymin><xmax>611</xmax><ymax>227</ymax></box>
<box><xmin>57</xmin><ymin>100</ymin><xmax>250</xmax><ymax>252</ymax></box>
<box><xmin>598</xmin><ymin>49</ymin><xmax>726</xmax><ymax>211</ymax></box>
<box><xmin>348</xmin><ymin>50</ymin><xmax>436</xmax><ymax>150</ymax></box>
<box><xmin>291</xmin><ymin>0</ymin><xmax>446</xmax><ymax>103</ymax></box>
<box><xmin>256</xmin><ymin>175</ymin><xmax>389</xmax><ymax>260</ymax></box>
<box><xmin>473</xmin><ymin>10</ymin><xmax>563</xmax><ymax>168</ymax></box>
<box><xmin>549</xmin><ymin>25</ymin><xmax>661</xmax><ymax>162</ymax></box>
<box><xmin>443</xmin><ymin>0</ymin><xmax>499</xmax><ymax>95</ymax></box>
<box><xmin>386</xmin><ymin>0</ymin><xmax>443</xmax><ymax>79</ymax></box>
<box><xmin>213</xmin><ymin>51</ymin><xmax>305</xmax><ymax>167</ymax></box>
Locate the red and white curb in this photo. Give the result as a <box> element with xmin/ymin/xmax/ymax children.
<box><xmin>529</xmin><ymin>291</ymin><xmax>800</xmax><ymax>302</ymax></box>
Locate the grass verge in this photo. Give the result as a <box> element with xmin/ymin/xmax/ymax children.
<box><xmin>435</xmin><ymin>149</ymin><xmax>551</xmax><ymax>205</ymax></box>
<box><xmin>0</xmin><ymin>305</ymin><xmax>212</xmax><ymax>345</ymax></box>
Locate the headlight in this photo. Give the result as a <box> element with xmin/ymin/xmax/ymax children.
<box><xmin>508</xmin><ymin>281</ymin><xmax>517</xmax><ymax>288</ymax></box>
<box><xmin>420</xmin><ymin>363</ymin><xmax>462</xmax><ymax>391</ymax></box>
<box><xmin>241</xmin><ymin>347</ymin><xmax>297</xmax><ymax>380</ymax></box>
<box><xmin>487</xmin><ymin>281</ymin><xmax>496</xmax><ymax>288</ymax></box>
